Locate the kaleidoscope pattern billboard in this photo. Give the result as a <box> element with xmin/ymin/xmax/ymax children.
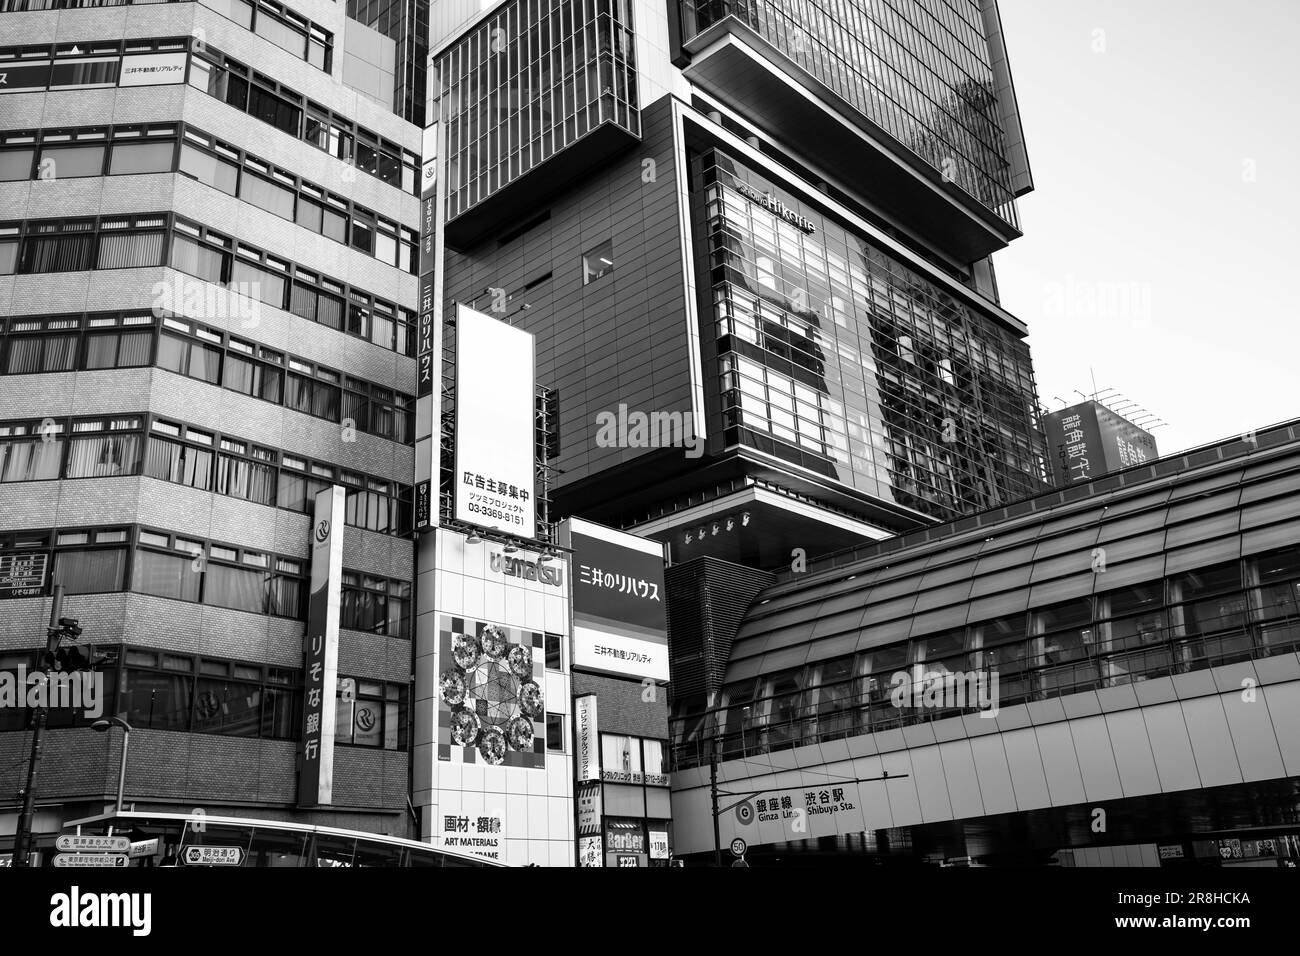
<box><xmin>437</xmin><ymin>614</ymin><xmax>546</xmax><ymax>770</ymax></box>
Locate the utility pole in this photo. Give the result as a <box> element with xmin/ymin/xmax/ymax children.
<box><xmin>13</xmin><ymin>585</ymin><xmax>64</xmax><ymax>867</ymax></box>
<box><xmin>710</xmin><ymin>737</ymin><xmax>721</xmax><ymax>868</ymax></box>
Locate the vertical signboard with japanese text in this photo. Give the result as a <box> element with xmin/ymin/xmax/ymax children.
<box><xmin>413</xmin><ymin>117</ymin><xmax>443</xmax><ymax>532</ymax></box>
<box><xmin>1044</xmin><ymin>402</ymin><xmax>1158</xmax><ymax>486</ymax></box>
<box><xmin>574</xmin><ymin>693</ymin><xmax>599</xmax><ymax>782</ymax></box>
<box><xmin>453</xmin><ymin>304</ymin><xmax>536</xmax><ymax>537</ymax></box>
<box><xmin>298</xmin><ymin>486</ymin><xmax>344</xmax><ymax>807</ymax></box>
<box><xmin>559</xmin><ymin>518</ymin><xmax>669</xmax><ymax>681</ymax></box>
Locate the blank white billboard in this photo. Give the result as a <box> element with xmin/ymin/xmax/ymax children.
<box><xmin>454</xmin><ymin>304</ymin><xmax>536</xmax><ymax>536</ymax></box>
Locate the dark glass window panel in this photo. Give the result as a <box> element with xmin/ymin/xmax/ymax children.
<box><xmin>231</xmin><ymin>257</ymin><xmax>288</xmax><ymax>308</ymax></box>
<box><xmin>546</xmin><ymin>713</ymin><xmax>563</xmax><ymax>750</ymax></box>
<box><xmin>5</xmin><ymin>334</ymin><xmax>76</xmax><ymax>373</ymax></box>
<box><xmin>545</xmin><ymin>632</ymin><xmax>562</xmax><ymax>669</ymax></box>
<box><xmin>132</xmin><ymin>548</ymin><xmax>202</xmax><ymax>602</ymax></box>
<box><xmin>295</xmin><ymin>198</ymin><xmax>323</xmax><ymax>232</ymax></box>
<box><xmin>49</xmin><ymin>57</ymin><xmax>119</xmax><ymax>88</ymax></box>
<box><xmin>277</xmin><ymin>471</ymin><xmax>307</xmax><ymax>511</ymax></box>
<box><xmin>1257</xmin><ymin>547</ymin><xmax>1300</xmax><ymax>584</ymax></box>
<box><xmin>267</xmin><ymin>574</ymin><xmax>305</xmax><ymax>618</ymax></box>
<box><xmin>157</xmin><ymin>333</ymin><xmax>187</xmax><ymax>374</ymax></box>
<box><xmin>39</xmin><ymin>144</ymin><xmax>105</xmax><ymax>178</ymax></box>
<box><xmin>248</xmin><ymin>84</ymin><xmax>301</xmax><ymax>136</ymax></box>
<box><xmin>192</xmin><ymin>676</ymin><xmax>261</xmax><ymax>738</ymax></box>
<box><xmin>0</xmin><ymin>148</ymin><xmax>35</xmax><ymax>181</ymax></box>
<box><xmin>22</xmin><ymin>229</ymin><xmax>96</xmax><ymax>273</ymax></box>
<box><xmin>52</xmin><ymin>547</ymin><xmax>127</xmax><ymax>594</ymax></box>
<box><xmin>261</xmin><ymin>686</ymin><xmax>300</xmax><ymax>739</ymax></box>
<box><xmin>121</xmin><ymin>669</ymin><xmax>192</xmax><ymax>731</ymax></box>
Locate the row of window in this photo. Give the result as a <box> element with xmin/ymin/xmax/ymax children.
<box><xmin>0</xmin><ymin>37</ymin><xmax>417</xmax><ymax>194</ymax></box>
<box><xmin>0</xmin><ymin>214</ymin><xmax>417</xmax><ymax>357</ymax></box>
<box><xmin>0</xmin><ymin>525</ymin><xmax>412</xmax><ymax>637</ymax></box>
<box><xmin>0</xmin><ymin>0</ymin><xmax>333</xmax><ymax>73</ymax></box>
<box><xmin>189</xmin><ymin>41</ymin><xmax>419</xmax><ymax>194</ymax></box>
<box><xmin>1</xmin><ymin>312</ymin><xmax>416</xmax><ymax>445</ymax></box>
<box><xmin>0</xmin><ymin>124</ymin><xmax>418</xmax><ymax>273</ymax></box>
<box><xmin>0</xmin><ymin>413</ymin><xmax>414</xmax><ymax>536</ymax></box>
<box><xmin>679</xmin><ymin>547</ymin><xmax>1300</xmax><ymax>765</ymax></box>
<box><xmin>0</xmin><ymin>646</ymin><xmax>408</xmax><ymax>752</ymax></box>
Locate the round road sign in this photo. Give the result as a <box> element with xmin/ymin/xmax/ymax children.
<box><xmin>730</xmin><ymin>837</ymin><xmax>747</xmax><ymax>858</ymax></box>
<box><xmin>734</xmin><ymin>801</ymin><xmax>754</xmax><ymax>825</ymax></box>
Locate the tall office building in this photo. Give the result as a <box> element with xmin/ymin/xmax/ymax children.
<box><xmin>426</xmin><ymin>0</ymin><xmax>1044</xmax><ymax>569</ymax></box>
<box><xmin>0</xmin><ymin>0</ymin><xmax>425</xmax><ymax>852</ymax></box>
<box><xmin>424</xmin><ymin>0</ymin><xmax>1047</xmax><ymax>826</ymax></box>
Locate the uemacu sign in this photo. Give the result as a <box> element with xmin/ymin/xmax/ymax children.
<box><xmin>489</xmin><ymin>551</ymin><xmax>562</xmax><ymax>587</ymax></box>
<box><xmin>298</xmin><ymin>486</ymin><xmax>343</xmax><ymax>807</ymax></box>
<box><xmin>561</xmin><ymin>518</ymin><xmax>669</xmax><ymax>682</ymax></box>
<box><xmin>0</xmin><ymin>552</ymin><xmax>47</xmax><ymax>599</ymax></box>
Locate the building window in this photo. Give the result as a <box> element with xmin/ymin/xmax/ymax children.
<box><xmin>600</xmin><ymin>733</ymin><xmax>643</xmax><ymax>784</ymax></box>
<box><xmin>583</xmin><ymin>239</ymin><xmax>614</xmax><ymax>285</ymax></box>
<box><xmin>335</xmin><ymin>680</ymin><xmax>406</xmax><ymax>750</ymax></box>
<box><xmin>546</xmin><ymin>713</ymin><xmax>563</xmax><ymax>751</ymax></box>
<box><xmin>0</xmin><ymin>421</ymin><xmax>64</xmax><ymax>481</ymax></box>
<box><xmin>341</xmin><ymin>573</ymin><xmax>411</xmax><ymax>638</ymax></box>
<box><xmin>544</xmin><ymin>632</ymin><xmax>562</xmax><ymax>670</ymax></box>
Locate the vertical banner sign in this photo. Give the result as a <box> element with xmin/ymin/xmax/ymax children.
<box><xmin>561</xmin><ymin>519</ymin><xmax>669</xmax><ymax>681</ymax></box>
<box><xmin>413</xmin><ymin>117</ymin><xmax>442</xmax><ymax>533</ymax></box>
<box><xmin>454</xmin><ymin>304</ymin><xmax>537</xmax><ymax>536</ymax></box>
<box><xmin>574</xmin><ymin>694</ymin><xmax>599</xmax><ymax>782</ymax></box>
<box><xmin>299</xmin><ymin>486</ymin><xmax>344</xmax><ymax>807</ymax></box>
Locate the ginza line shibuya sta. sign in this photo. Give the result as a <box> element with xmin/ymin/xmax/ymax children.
<box><xmin>454</xmin><ymin>304</ymin><xmax>536</xmax><ymax>535</ymax></box>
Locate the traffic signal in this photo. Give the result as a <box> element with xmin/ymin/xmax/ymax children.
<box><xmin>57</xmin><ymin>618</ymin><xmax>82</xmax><ymax>639</ymax></box>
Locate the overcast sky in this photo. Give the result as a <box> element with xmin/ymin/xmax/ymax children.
<box><xmin>994</xmin><ymin>0</ymin><xmax>1300</xmax><ymax>455</ymax></box>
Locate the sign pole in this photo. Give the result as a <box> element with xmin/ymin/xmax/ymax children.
<box><xmin>13</xmin><ymin>585</ymin><xmax>63</xmax><ymax>867</ymax></box>
<box><xmin>710</xmin><ymin>736</ymin><xmax>721</xmax><ymax>868</ymax></box>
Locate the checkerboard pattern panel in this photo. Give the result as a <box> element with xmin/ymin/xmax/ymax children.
<box><xmin>437</xmin><ymin>615</ymin><xmax>546</xmax><ymax>770</ymax></box>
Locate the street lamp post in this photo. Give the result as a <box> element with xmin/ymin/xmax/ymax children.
<box><xmin>91</xmin><ymin>716</ymin><xmax>133</xmax><ymax>816</ymax></box>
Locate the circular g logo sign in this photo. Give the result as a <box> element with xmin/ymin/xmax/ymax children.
<box><xmin>735</xmin><ymin>801</ymin><xmax>754</xmax><ymax>826</ymax></box>
<box><xmin>315</xmin><ymin>520</ymin><xmax>330</xmax><ymax>542</ymax></box>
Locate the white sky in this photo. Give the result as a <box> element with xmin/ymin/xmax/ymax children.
<box><xmin>994</xmin><ymin>0</ymin><xmax>1300</xmax><ymax>455</ymax></box>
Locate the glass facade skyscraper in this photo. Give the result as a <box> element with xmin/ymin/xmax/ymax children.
<box><xmin>680</xmin><ymin>0</ymin><xmax>1020</xmax><ymax>224</ymax></box>
<box><xmin>694</xmin><ymin>149</ymin><xmax>1042</xmax><ymax>520</ymax></box>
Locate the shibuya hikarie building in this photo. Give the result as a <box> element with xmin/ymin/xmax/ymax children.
<box><xmin>423</xmin><ymin>0</ymin><xmax>1047</xmax><ymax>861</ymax></box>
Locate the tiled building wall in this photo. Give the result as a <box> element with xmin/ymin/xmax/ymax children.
<box><xmin>0</xmin><ymin>2</ymin><xmax>421</xmax><ymax>827</ymax></box>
